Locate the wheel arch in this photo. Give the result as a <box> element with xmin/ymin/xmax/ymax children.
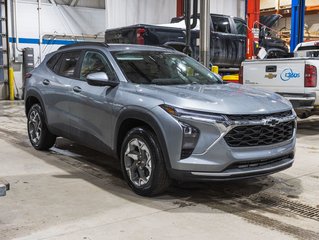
<box><xmin>25</xmin><ymin>90</ymin><xmax>47</xmax><ymax>123</ymax></box>
<box><xmin>114</xmin><ymin>107</ymin><xmax>171</xmax><ymax>169</ymax></box>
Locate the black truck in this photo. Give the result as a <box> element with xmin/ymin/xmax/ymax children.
<box><xmin>105</xmin><ymin>14</ymin><xmax>288</xmax><ymax>68</ymax></box>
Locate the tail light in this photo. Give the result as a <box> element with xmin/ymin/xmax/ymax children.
<box><xmin>305</xmin><ymin>64</ymin><xmax>317</xmax><ymax>87</ymax></box>
<box><xmin>136</xmin><ymin>28</ymin><xmax>145</xmax><ymax>45</ymax></box>
<box><xmin>239</xmin><ymin>65</ymin><xmax>243</xmax><ymax>84</ymax></box>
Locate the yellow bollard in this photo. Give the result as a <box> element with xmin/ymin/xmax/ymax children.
<box><xmin>211</xmin><ymin>65</ymin><xmax>219</xmax><ymax>74</ymax></box>
<box><xmin>9</xmin><ymin>68</ymin><xmax>15</xmax><ymax>101</ymax></box>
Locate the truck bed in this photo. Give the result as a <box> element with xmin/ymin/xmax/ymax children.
<box><xmin>242</xmin><ymin>57</ymin><xmax>319</xmax><ymax>118</ymax></box>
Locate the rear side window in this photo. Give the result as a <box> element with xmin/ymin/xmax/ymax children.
<box><xmin>234</xmin><ymin>18</ymin><xmax>246</xmax><ymax>35</ymax></box>
<box><xmin>297</xmin><ymin>45</ymin><xmax>319</xmax><ymax>51</ymax></box>
<box><xmin>57</xmin><ymin>51</ymin><xmax>82</xmax><ymax>78</ymax></box>
<box><xmin>306</xmin><ymin>51</ymin><xmax>319</xmax><ymax>57</ymax></box>
<box><xmin>46</xmin><ymin>53</ymin><xmax>61</xmax><ymax>72</ymax></box>
<box><xmin>211</xmin><ymin>16</ymin><xmax>231</xmax><ymax>33</ymax></box>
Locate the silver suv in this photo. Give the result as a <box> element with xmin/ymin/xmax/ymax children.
<box><xmin>25</xmin><ymin>43</ymin><xmax>297</xmax><ymax>196</ymax></box>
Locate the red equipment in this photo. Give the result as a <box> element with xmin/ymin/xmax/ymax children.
<box><xmin>246</xmin><ymin>0</ymin><xmax>260</xmax><ymax>59</ymax></box>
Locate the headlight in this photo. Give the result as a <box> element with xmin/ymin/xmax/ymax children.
<box><xmin>160</xmin><ymin>104</ymin><xmax>227</xmax><ymax>123</ymax></box>
<box><xmin>160</xmin><ymin>104</ymin><xmax>225</xmax><ymax>159</ymax></box>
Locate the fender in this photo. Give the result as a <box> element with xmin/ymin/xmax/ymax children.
<box><xmin>114</xmin><ymin>106</ymin><xmax>172</xmax><ymax>169</ymax></box>
<box><xmin>25</xmin><ymin>89</ymin><xmax>48</xmax><ymax>124</ymax></box>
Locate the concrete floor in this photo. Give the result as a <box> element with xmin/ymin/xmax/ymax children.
<box><xmin>0</xmin><ymin>101</ymin><xmax>318</xmax><ymax>240</ymax></box>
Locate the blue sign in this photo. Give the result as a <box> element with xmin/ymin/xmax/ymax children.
<box><xmin>280</xmin><ymin>68</ymin><xmax>300</xmax><ymax>81</ymax></box>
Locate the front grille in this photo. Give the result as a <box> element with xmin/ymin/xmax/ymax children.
<box><xmin>227</xmin><ymin>110</ymin><xmax>292</xmax><ymax>121</ymax></box>
<box><xmin>224</xmin><ymin>121</ymin><xmax>294</xmax><ymax>147</ymax></box>
<box><xmin>226</xmin><ymin>154</ymin><xmax>293</xmax><ymax>170</ymax></box>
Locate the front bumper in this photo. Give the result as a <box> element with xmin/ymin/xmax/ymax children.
<box><xmin>165</xmin><ymin>111</ymin><xmax>297</xmax><ymax>181</ymax></box>
<box><xmin>168</xmin><ymin>157</ymin><xmax>293</xmax><ymax>181</ymax></box>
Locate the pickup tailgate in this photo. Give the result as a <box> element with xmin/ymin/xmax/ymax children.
<box><xmin>242</xmin><ymin>58</ymin><xmax>306</xmax><ymax>94</ymax></box>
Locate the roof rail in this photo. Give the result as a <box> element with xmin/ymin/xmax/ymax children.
<box><xmin>58</xmin><ymin>42</ymin><xmax>109</xmax><ymax>50</ymax></box>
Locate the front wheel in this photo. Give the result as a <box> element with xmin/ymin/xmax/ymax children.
<box><xmin>27</xmin><ymin>104</ymin><xmax>56</xmax><ymax>150</ymax></box>
<box><xmin>120</xmin><ymin>127</ymin><xmax>170</xmax><ymax>196</ymax></box>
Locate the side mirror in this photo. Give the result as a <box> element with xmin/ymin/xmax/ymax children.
<box><xmin>86</xmin><ymin>72</ymin><xmax>119</xmax><ymax>87</ymax></box>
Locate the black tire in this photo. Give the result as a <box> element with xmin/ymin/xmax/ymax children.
<box><xmin>120</xmin><ymin>127</ymin><xmax>170</xmax><ymax>196</ymax></box>
<box><xmin>27</xmin><ymin>104</ymin><xmax>56</xmax><ymax>150</ymax></box>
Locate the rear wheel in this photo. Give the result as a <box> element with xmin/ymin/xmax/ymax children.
<box><xmin>120</xmin><ymin>127</ymin><xmax>170</xmax><ymax>196</ymax></box>
<box><xmin>27</xmin><ymin>104</ymin><xmax>56</xmax><ymax>150</ymax></box>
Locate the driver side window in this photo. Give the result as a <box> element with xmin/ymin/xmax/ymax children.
<box><xmin>80</xmin><ymin>51</ymin><xmax>116</xmax><ymax>81</ymax></box>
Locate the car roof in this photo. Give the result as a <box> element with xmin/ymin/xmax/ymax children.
<box><xmin>58</xmin><ymin>42</ymin><xmax>176</xmax><ymax>52</ymax></box>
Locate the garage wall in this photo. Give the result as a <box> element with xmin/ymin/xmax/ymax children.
<box><xmin>9</xmin><ymin>1</ymin><xmax>106</xmax><ymax>97</ymax></box>
<box><xmin>210</xmin><ymin>0</ymin><xmax>245</xmax><ymax>18</ymax></box>
<box><xmin>12</xmin><ymin>1</ymin><xmax>106</xmax><ymax>63</ymax></box>
<box><xmin>105</xmin><ymin>0</ymin><xmax>176</xmax><ymax>29</ymax></box>
<box><xmin>105</xmin><ymin>0</ymin><xmax>244</xmax><ymax>29</ymax></box>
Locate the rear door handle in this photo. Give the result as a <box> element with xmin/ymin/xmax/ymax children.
<box><xmin>73</xmin><ymin>86</ymin><xmax>82</xmax><ymax>93</ymax></box>
<box><xmin>43</xmin><ymin>79</ymin><xmax>50</xmax><ymax>85</ymax></box>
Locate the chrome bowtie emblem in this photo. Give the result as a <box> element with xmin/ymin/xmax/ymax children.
<box><xmin>266</xmin><ymin>119</ymin><xmax>280</xmax><ymax>127</ymax></box>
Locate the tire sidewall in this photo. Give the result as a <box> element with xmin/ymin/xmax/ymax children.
<box><xmin>27</xmin><ymin>104</ymin><xmax>46</xmax><ymax>149</ymax></box>
<box><xmin>120</xmin><ymin>127</ymin><xmax>164</xmax><ymax>195</ymax></box>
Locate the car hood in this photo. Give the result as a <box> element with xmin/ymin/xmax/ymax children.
<box><xmin>260</xmin><ymin>14</ymin><xmax>282</xmax><ymax>28</ymax></box>
<box><xmin>136</xmin><ymin>83</ymin><xmax>292</xmax><ymax>115</ymax></box>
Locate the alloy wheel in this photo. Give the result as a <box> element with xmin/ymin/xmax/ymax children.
<box><xmin>124</xmin><ymin>138</ymin><xmax>152</xmax><ymax>187</ymax></box>
<box><xmin>28</xmin><ymin>110</ymin><xmax>42</xmax><ymax>145</ymax></box>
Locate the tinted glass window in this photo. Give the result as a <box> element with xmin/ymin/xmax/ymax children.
<box><xmin>306</xmin><ymin>51</ymin><xmax>319</xmax><ymax>57</ymax></box>
<box><xmin>113</xmin><ymin>51</ymin><xmax>221</xmax><ymax>85</ymax></box>
<box><xmin>234</xmin><ymin>18</ymin><xmax>246</xmax><ymax>35</ymax></box>
<box><xmin>298</xmin><ymin>45</ymin><xmax>319</xmax><ymax>51</ymax></box>
<box><xmin>211</xmin><ymin>16</ymin><xmax>231</xmax><ymax>33</ymax></box>
<box><xmin>58</xmin><ymin>51</ymin><xmax>81</xmax><ymax>78</ymax></box>
<box><xmin>46</xmin><ymin>53</ymin><xmax>61</xmax><ymax>72</ymax></box>
<box><xmin>80</xmin><ymin>51</ymin><xmax>116</xmax><ymax>80</ymax></box>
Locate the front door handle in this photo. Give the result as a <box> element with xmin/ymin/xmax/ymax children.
<box><xmin>43</xmin><ymin>79</ymin><xmax>50</xmax><ymax>85</ymax></box>
<box><xmin>73</xmin><ymin>86</ymin><xmax>82</xmax><ymax>93</ymax></box>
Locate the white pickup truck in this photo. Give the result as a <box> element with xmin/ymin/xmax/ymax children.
<box><xmin>241</xmin><ymin>41</ymin><xmax>319</xmax><ymax>118</ymax></box>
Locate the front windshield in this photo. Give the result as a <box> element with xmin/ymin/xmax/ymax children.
<box><xmin>112</xmin><ymin>51</ymin><xmax>222</xmax><ymax>85</ymax></box>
